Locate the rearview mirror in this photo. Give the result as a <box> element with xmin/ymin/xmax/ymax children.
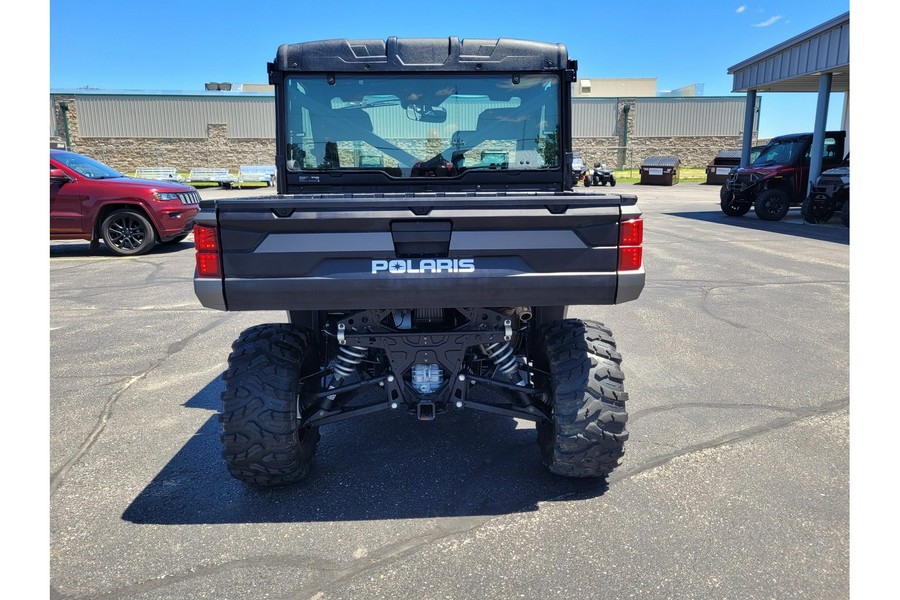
<box><xmin>50</xmin><ymin>168</ymin><xmax>71</xmax><ymax>184</ymax></box>
<box><xmin>408</xmin><ymin>105</ymin><xmax>447</xmax><ymax>123</ymax></box>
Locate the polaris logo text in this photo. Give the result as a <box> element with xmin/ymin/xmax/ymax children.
<box><xmin>372</xmin><ymin>259</ymin><xmax>476</xmax><ymax>274</ymax></box>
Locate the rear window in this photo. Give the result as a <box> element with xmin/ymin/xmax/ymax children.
<box><xmin>283</xmin><ymin>73</ymin><xmax>561</xmax><ymax>179</ymax></box>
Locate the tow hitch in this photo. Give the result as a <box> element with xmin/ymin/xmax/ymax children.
<box><xmin>417</xmin><ymin>401</ymin><xmax>436</xmax><ymax>421</ymax></box>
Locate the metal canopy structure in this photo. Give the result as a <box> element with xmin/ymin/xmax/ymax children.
<box><xmin>727</xmin><ymin>12</ymin><xmax>850</xmax><ymax>191</ymax></box>
<box><xmin>729</xmin><ymin>12</ymin><xmax>849</xmax><ymax>93</ymax></box>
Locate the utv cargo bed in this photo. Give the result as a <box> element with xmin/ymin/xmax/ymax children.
<box><xmin>194</xmin><ymin>191</ymin><xmax>644</xmax><ymax>311</ymax></box>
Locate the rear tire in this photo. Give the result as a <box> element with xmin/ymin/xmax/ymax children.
<box><xmin>220</xmin><ymin>324</ymin><xmax>321</xmax><ymax>486</ymax></box>
<box><xmin>754</xmin><ymin>189</ymin><xmax>791</xmax><ymax>221</ymax></box>
<box><xmin>536</xmin><ymin>319</ymin><xmax>629</xmax><ymax>478</ymax></box>
<box><xmin>584</xmin><ymin>175</ymin><xmax>591</xmax><ymax>187</ymax></box>
<box><xmin>610</xmin><ymin>176</ymin><xmax>616</xmax><ymax>187</ymax></box>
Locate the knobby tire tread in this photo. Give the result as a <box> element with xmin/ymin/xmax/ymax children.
<box><xmin>537</xmin><ymin>319</ymin><xmax>629</xmax><ymax>478</ymax></box>
<box><xmin>219</xmin><ymin>323</ymin><xmax>320</xmax><ymax>486</ymax></box>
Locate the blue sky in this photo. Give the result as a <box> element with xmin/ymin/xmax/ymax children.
<box><xmin>48</xmin><ymin>0</ymin><xmax>850</xmax><ymax>139</ymax></box>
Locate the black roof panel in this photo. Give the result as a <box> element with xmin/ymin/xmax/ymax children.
<box><xmin>273</xmin><ymin>37</ymin><xmax>569</xmax><ymax>73</ymax></box>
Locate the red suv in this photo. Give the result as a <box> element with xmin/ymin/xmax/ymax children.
<box><xmin>50</xmin><ymin>150</ymin><xmax>200</xmax><ymax>256</ymax></box>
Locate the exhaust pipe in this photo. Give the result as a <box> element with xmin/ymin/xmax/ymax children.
<box><xmin>515</xmin><ymin>306</ymin><xmax>533</xmax><ymax>323</ymax></box>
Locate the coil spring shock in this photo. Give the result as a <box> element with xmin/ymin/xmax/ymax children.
<box><xmin>333</xmin><ymin>345</ymin><xmax>367</xmax><ymax>380</ymax></box>
<box><xmin>482</xmin><ymin>341</ymin><xmax>519</xmax><ymax>376</ymax></box>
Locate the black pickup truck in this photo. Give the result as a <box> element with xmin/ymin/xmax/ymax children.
<box><xmin>193</xmin><ymin>37</ymin><xmax>645</xmax><ymax>486</ymax></box>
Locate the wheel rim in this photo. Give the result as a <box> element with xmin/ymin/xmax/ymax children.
<box><xmin>106</xmin><ymin>215</ymin><xmax>147</xmax><ymax>251</ymax></box>
<box><xmin>763</xmin><ymin>196</ymin><xmax>784</xmax><ymax>216</ymax></box>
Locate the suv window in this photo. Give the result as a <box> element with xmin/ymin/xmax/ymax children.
<box><xmin>284</xmin><ymin>73</ymin><xmax>561</xmax><ymax>178</ymax></box>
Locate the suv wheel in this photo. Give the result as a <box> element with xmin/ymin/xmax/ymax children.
<box><xmin>100</xmin><ymin>209</ymin><xmax>157</xmax><ymax>256</ymax></box>
<box><xmin>536</xmin><ymin>319</ymin><xmax>629</xmax><ymax>478</ymax></box>
<box><xmin>754</xmin><ymin>189</ymin><xmax>791</xmax><ymax>221</ymax></box>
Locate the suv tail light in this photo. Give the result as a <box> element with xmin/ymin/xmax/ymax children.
<box><xmin>618</xmin><ymin>218</ymin><xmax>643</xmax><ymax>271</ymax></box>
<box><xmin>194</xmin><ymin>225</ymin><xmax>221</xmax><ymax>278</ymax></box>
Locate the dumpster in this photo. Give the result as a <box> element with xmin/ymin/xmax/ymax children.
<box><xmin>706</xmin><ymin>147</ymin><xmax>766</xmax><ymax>184</ymax></box>
<box><xmin>705</xmin><ymin>150</ymin><xmax>741</xmax><ymax>185</ymax></box>
<box><xmin>640</xmin><ymin>156</ymin><xmax>680</xmax><ymax>186</ymax></box>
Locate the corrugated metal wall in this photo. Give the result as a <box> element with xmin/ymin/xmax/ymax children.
<box><xmin>633</xmin><ymin>97</ymin><xmax>747</xmax><ymax>137</ymax></box>
<box><xmin>572</xmin><ymin>98</ymin><xmax>617</xmax><ymax>137</ymax></box>
<box><xmin>59</xmin><ymin>93</ymin><xmax>749</xmax><ymax>140</ymax></box>
<box><xmin>76</xmin><ymin>95</ymin><xmax>275</xmax><ymax>139</ymax></box>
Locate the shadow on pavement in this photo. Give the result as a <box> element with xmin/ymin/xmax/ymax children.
<box><xmin>122</xmin><ymin>379</ymin><xmax>607</xmax><ymax>525</ymax></box>
<box><xmin>666</xmin><ymin>210</ymin><xmax>849</xmax><ymax>244</ymax></box>
<box><xmin>50</xmin><ymin>240</ymin><xmax>194</xmax><ymax>257</ymax></box>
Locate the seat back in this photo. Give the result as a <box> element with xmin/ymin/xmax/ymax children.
<box><xmin>475</xmin><ymin>109</ymin><xmax>527</xmax><ymax>147</ymax></box>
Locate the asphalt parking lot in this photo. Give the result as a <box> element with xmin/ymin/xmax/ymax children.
<box><xmin>49</xmin><ymin>182</ymin><xmax>849</xmax><ymax>599</ymax></box>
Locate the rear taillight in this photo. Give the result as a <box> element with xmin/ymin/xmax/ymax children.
<box><xmin>618</xmin><ymin>218</ymin><xmax>643</xmax><ymax>271</ymax></box>
<box><xmin>194</xmin><ymin>225</ymin><xmax>221</xmax><ymax>278</ymax></box>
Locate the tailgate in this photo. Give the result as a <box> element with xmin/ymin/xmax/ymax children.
<box><xmin>195</xmin><ymin>192</ymin><xmax>644</xmax><ymax>311</ymax></box>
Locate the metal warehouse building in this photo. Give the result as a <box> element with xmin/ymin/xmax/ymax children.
<box><xmin>49</xmin><ymin>88</ymin><xmax>758</xmax><ymax>174</ymax></box>
<box><xmin>571</xmin><ymin>95</ymin><xmax>757</xmax><ymax>171</ymax></box>
<box><xmin>50</xmin><ymin>90</ymin><xmax>278</xmax><ymax>174</ymax></box>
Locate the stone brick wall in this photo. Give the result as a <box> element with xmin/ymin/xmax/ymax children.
<box><xmin>574</xmin><ymin>135</ymin><xmax>750</xmax><ymax>170</ymax></box>
<box><xmin>573</xmin><ymin>97</ymin><xmax>756</xmax><ymax>170</ymax></box>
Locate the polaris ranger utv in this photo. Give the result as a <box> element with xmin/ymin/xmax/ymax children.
<box><xmin>803</xmin><ymin>157</ymin><xmax>849</xmax><ymax>226</ymax></box>
<box><xmin>193</xmin><ymin>37</ymin><xmax>645</xmax><ymax>486</ymax></box>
